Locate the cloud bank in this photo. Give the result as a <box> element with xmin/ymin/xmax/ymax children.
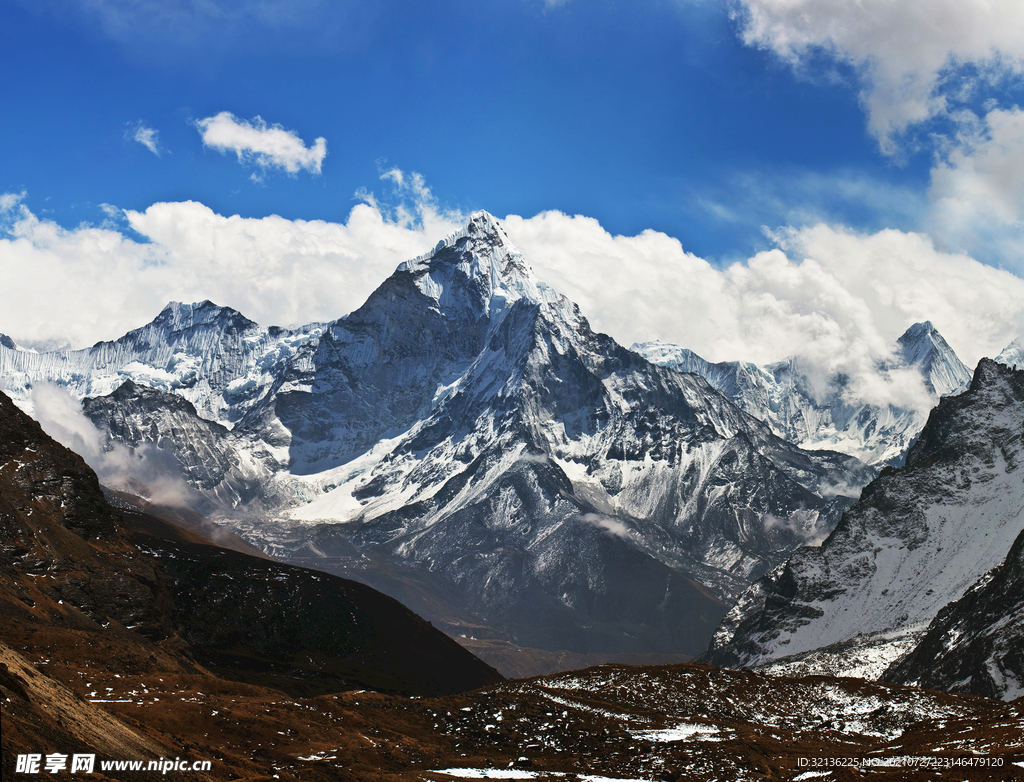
<box><xmin>196</xmin><ymin>112</ymin><xmax>327</xmax><ymax>175</ymax></box>
<box><xmin>2</xmin><ymin>177</ymin><xmax>1022</xmax><ymax>413</ymax></box>
<box><xmin>503</xmin><ymin>210</ymin><xmax>1024</xmax><ymax>409</ymax></box>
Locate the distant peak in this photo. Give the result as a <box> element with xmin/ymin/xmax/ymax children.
<box><xmin>896</xmin><ymin>321</ymin><xmax>972</xmax><ymax>397</ymax></box>
<box><xmin>154</xmin><ymin>300</ymin><xmax>256</xmax><ymax>331</ymax></box>
<box><xmin>897</xmin><ymin>321</ymin><xmax>936</xmax><ymax>343</ymax></box>
<box><xmin>995</xmin><ymin>336</ymin><xmax>1023</xmax><ymax>368</ymax></box>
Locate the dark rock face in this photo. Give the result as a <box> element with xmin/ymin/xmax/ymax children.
<box><xmin>703</xmin><ymin>359</ymin><xmax>1024</xmax><ymax>675</ymax></box>
<box><xmin>884</xmin><ymin>525</ymin><xmax>1024</xmax><ymax>700</ymax></box>
<box><xmin>0</xmin><ymin>390</ymin><xmax>502</xmax><ymax>698</ymax></box>
<box><xmin>0</xmin><ymin>389</ymin><xmax>178</xmax><ymax>641</ymax></box>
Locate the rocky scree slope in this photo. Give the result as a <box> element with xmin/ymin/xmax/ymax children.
<box><xmin>703</xmin><ymin>359</ymin><xmax>1024</xmax><ymax>680</ymax></box>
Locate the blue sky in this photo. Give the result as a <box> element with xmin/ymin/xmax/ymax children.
<box><xmin>2</xmin><ymin>0</ymin><xmax>1024</xmax><ymax>399</ymax></box>
<box><xmin>1</xmin><ymin>0</ymin><xmax>927</xmax><ymax>253</ymax></box>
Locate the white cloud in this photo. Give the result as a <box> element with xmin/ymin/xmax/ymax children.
<box><xmin>0</xmin><ymin>191</ymin><xmax>26</xmax><ymax>213</ymax></box>
<box><xmin>0</xmin><ymin>176</ymin><xmax>461</xmax><ymax>349</ymax></box>
<box><xmin>128</xmin><ymin>121</ymin><xmax>161</xmax><ymax>156</ymax></box>
<box><xmin>3</xmin><ymin>176</ymin><xmax>1023</xmax><ymax>415</ymax></box>
<box><xmin>504</xmin><ymin>210</ymin><xmax>1024</xmax><ymax>409</ymax></box>
<box><xmin>196</xmin><ymin>112</ymin><xmax>327</xmax><ymax>175</ymax></box>
<box><xmin>927</xmin><ymin>107</ymin><xmax>1024</xmax><ymax>268</ymax></box>
<box><xmin>733</xmin><ymin>0</ymin><xmax>1024</xmax><ymax>152</ymax></box>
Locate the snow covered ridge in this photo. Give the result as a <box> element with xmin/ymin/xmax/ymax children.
<box><xmin>884</xmin><ymin>524</ymin><xmax>1024</xmax><ymax>701</ymax></box>
<box><xmin>997</xmin><ymin>336</ymin><xmax>1024</xmax><ymax>369</ymax></box>
<box><xmin>633</xmin><ymin>321</ymin><xmax>988</xmax><ymax>467</ymax></box>
<box><xmin>704</xmin><ymin>359</ymin><xmax>1024</xmax><ymax>700</ymax></box>
<box><xmin>0</xmin><ymin>299</ymin><xmax>328</xmax><ymax>426</ymax></box>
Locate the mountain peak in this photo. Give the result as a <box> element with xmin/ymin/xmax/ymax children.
<box><xmin>398</xmin><ymin>210</ymin><xmax>556</xmax><ymax>317</ymax></box>
<box><xmin>996</xmin><ymin>336</ymin><xmax>1023</xmax><ymax>368</ymax></box>
<box><xmin>153</xmin><ymin>300</ymin><xmax>256</xmax><ymax>333</ymax></box>
<box><xmin>896</xmin><ymin>321</ymin><xmax>971</xmax><ymax>397</ymax></box>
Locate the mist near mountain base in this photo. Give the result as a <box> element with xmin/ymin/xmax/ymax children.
<box><xmin>30</xmin><ymin>383</ymin><xmax>196</xmax><ymax>509</ymax></box>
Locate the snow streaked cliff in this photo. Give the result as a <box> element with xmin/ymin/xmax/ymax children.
<box><xmin>0</xmin><ymin>300</ymin><xmax>326</xmax><ymax>426</ymax></box>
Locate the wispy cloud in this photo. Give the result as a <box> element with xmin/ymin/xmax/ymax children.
<box><xmin>127</xmin><ymin>121</ymin><xmax>161</xmax><ymax>156</ymax></box>
<box><xmin>195</xmin><ymin>112</ymin><xmax>327</xmax><ymax>175</ymax></box>
<box><xmin>578</xmin><ymin>513</ymin><xmax>633</xmax><ymax>539</ymax></box>
<box><xmin>31</xmin><ymin>383</ymin><xmax>196</xmax><ymax>508</ymax></box>
<box><xmin>0</xmin><ymin>191</ymin><xmax>26</xmax><ymax>214</ymax></box>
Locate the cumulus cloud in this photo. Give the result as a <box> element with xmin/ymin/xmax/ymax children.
<box><xmin>733</xmin><ymin>0</ymin><xmax>1024</xmax><ymax>151</ymax></box>
<box><xmin>0</xmin><ymin>174</ymin><xmax>461</xmax><ymax>349</ymax></box>
<box><xmin>127</xmin><ymin>121</ymin><xmax>161</xmax><ymax>156</ymax></box>
<box><xmin>3</xmin><ymin>174</ymin><xmax>1024</xmax><ymax>414</ymax></box>
<box><xmin>196</xmin><ymin>112</ymin><xmax>327</xmax><ymax>175</ymax></box>
<box><xmin>31</xmin><ymin>383</ymin><xmax>196</xmax><ymax>508</ymax></box>
<box><xmin>927</xmin><ymin>107</ymin><xmax>1024</xmax><ymax>266</ymax></box>
<box><xmin>730</xmin><ymin>2</ymin><xmax>1024</xmax><ymax>268</ymax></box>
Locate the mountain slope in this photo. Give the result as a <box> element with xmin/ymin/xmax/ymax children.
<box><xmin>249</xmin><ymin>214</ymin><xmax>870</xmax><ymax>653</ymax></box>
<box><xmin>0</xmin><ymin>299</ymin><xmax>326</xmax><ymax>426</ymax></box>
<box><xmin>703</xmin><ymin>359</ymin><xmax>1024</xmax><ymax>674</ymax></box>
<box><xmin>634</xmin><ymin>320</ymin><xmax>973</xmax><ymax>466</ymax></box>
<box><xmin>883</xmin><ymin>524</ymin><xmax>1024</xmax><ymax>700</ymax></box>
<box><xmin>0</xmin><ymin>389</ymin><xmax>501</xmax><ymax>698</ymax></box>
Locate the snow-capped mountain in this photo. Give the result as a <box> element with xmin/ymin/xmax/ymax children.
<box><xmin>633</xmin><ymin>321</ymin><xmax>973</xmax><ymax>467</ymax></box>
<box><xmin>703</xmin><ymin>359</ymin><xmax>1024</xmax><ymax>680</ymax></box>
<box><xmin>0</xmin><ymin>212</ymin><xmax>871</xmax><ymax>655</ymax></box>
<box><xmin>0</xmin><ymin>300</ymin><xmax>327</xmax><ymax>426</ymax></box>
<box><xmin>997</xmin><ymin>336</ymin><xmax>1024</xmax><ymax>369</ymax></box>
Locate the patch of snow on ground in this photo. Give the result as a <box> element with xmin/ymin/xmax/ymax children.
<box><xmin>433</xmin><ymin>771</ymin><xmax>560</xmax><ymax>780</ymax></box>
<box><xmin>632</xmin><ymin>723</ymin><xmax>721</xmax><ymax>742</ymax></box>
